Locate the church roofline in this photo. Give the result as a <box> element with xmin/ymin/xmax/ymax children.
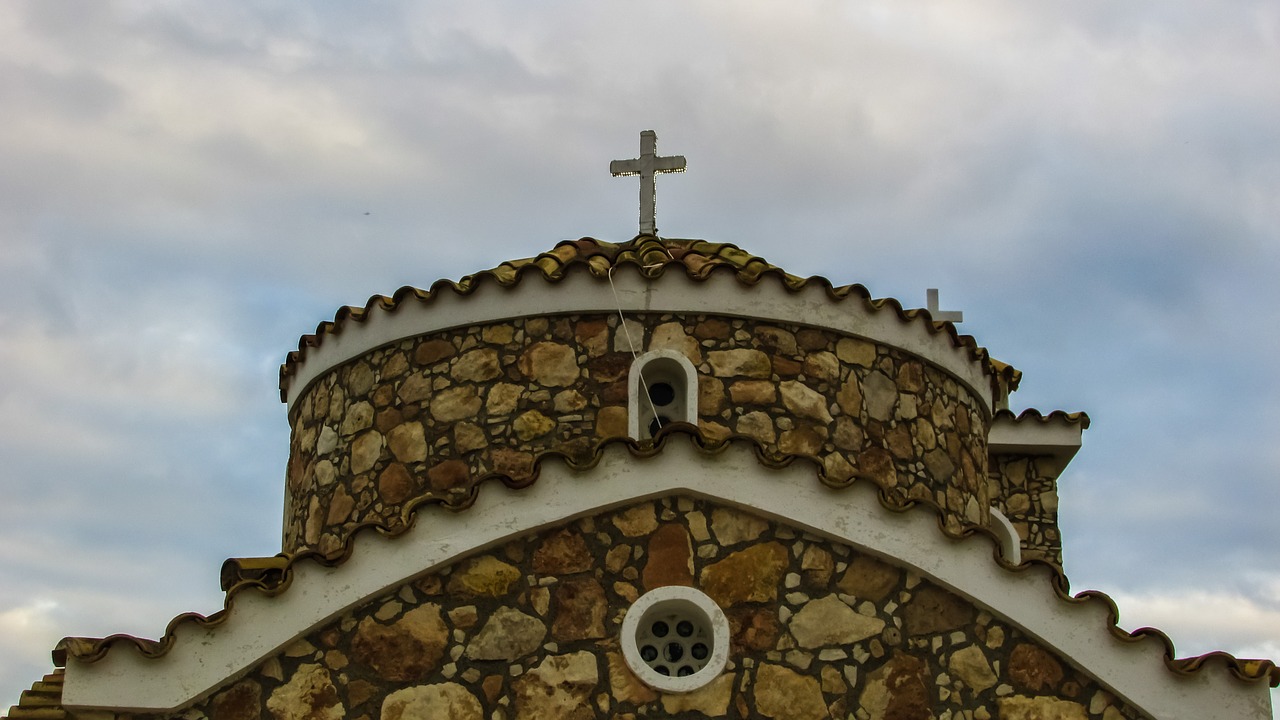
<box><xmin>52</xmin><ymin>427</ymin><xmax>1279</xmax><ymax>714</ymax></box>
<box><xmin>278</xmin><ymin>236</ymin><xmax>1013</xmax><ymax>414</ymax></box>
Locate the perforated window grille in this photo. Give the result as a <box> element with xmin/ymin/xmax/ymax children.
<box><xmin>620</xmin><ymin>586</ymin><xmax>730</xmax><ymax>692</ymax></box>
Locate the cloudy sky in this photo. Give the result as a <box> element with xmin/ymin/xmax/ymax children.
<box><xmin>1</xmin><ymin>0</ymin><xmax>1277</xmax><ymax>713</ymax></box>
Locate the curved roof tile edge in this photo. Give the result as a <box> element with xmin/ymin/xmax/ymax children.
<box><xmin>277</xmin><ymin>236</ymin><xmax>1011</xmax><ymax>402</ymax></box>
<box><xmin>52</xmin><ymin>426</ymin><xmax>1278</xmax><ymax>688</ymax></box>
<box><xmin>993</xmin><ymin>408</ymin><xmax>1092</xmax><ymax>430</ymax></box>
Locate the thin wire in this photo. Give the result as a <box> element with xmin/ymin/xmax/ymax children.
<box><xmin>607</xmin><ymin>262</ymin><xmax>670</xmax><ymax>435</ymax></box>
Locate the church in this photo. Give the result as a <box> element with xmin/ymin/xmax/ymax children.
<box><xmin>6</xmin><ymin>132</ymin><xmax>1276</xmax><ymax>720</ymax></box>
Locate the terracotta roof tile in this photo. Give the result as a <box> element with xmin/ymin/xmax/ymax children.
<box><xmin>53</xmin><ymin>427</ymin><xmax>1279</xmax><ymax>688</ymax></box>
<box><xmin>2</xmin><ymin>671</ymin><xmax>65</xmax><ymax>720</ymax></box>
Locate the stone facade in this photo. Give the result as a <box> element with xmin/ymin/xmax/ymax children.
<box><xmin>990</xmin><ymin>456</ymin><xmax>1063</xmax><ymax>566</ymax></box>
<box><xmin>284</xmin><ymin>313</ymin><xmax>993</xmax><ymax>557</ymax></box>
<box><xmin>165</xmin><ymin>498</ymin><xmax>1144</xmax><ymax>720</ymax></box>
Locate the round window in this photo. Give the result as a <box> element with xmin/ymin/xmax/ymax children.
<box><xmin>620</xmin><ymin>586</ymin><xmax>730</xmax><ymax>693</ymax></box>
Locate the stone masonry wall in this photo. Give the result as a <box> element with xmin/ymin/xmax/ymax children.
<box><xmin>284</xmin><ymin>313</ymin><xmax>991</xmax><ymax>555</ymax></box>
<box><xmin>990</xmin><ymin>457</ymin><xmax>1064</xmax><ymax>567</ymax></box>
<box><xmin>161</xmin><ymin>497</ymin><xmax>1148</xmax><ymax>720</ymax></box>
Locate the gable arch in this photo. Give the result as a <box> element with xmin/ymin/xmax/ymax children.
<box><xmin>60</xmin><ymin>438</ymin><xmax>1270</xmax><ymax>718</ymax></box>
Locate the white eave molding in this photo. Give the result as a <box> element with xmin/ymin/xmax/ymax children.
<box><xmin>281</xmin><ymin>271</ymin><xmax>995</xmax><ymax>416</ymax></box>
<box><xmin>988</xmin><ymin>413</ymin><xmax>1084</xmax><ymax>477</ymax></box>
<box><xmin>61</xmin><ymin>439</ymin><xmax>1271</xmax><ymax>719</ymax></box>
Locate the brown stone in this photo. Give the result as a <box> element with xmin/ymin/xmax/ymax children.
<box><xmin>267</xmin><ymin>664</ymin><xmax>343</xmax><ymax>720</ymax></box>
<box><xmin>414</xmin><ymin>339</ymin><xmax>456</xmax><ymax>366</ymax></box>
<box><xmin>1009</xmin><ymin>642</ymin><xmax>1064</xmax><ymax>692</ymax></box>
<box><xmin>998</xmin><ymin>696</ymin><xmax>1087</xmax><ymax>720</ymax></box>
<box><xmin>832</xmin><ymin>416</ymin><xmax>864</xmax><ymax>450</ymax></box>
<box><xmin>897</xmin><ymin>361</ymin><xmax>924</xmax><ymax>393</ymax></box>
<box><xmin>613</xmin><ymin>503</ymin><xmax>658</xmax><ymax>536</ymax></box>
<box><xmin>447</xmin><ymin>555</ymin><xmax>521</xmax><ymax>597</ymax></box>
<box><xmin>701</xmin><ymin>420</ymin><xmax>732</xmax><ymax>441</ymax></box>
<box><xmin>211</xmin><ymin>679</ymin><xmax>260</xmax><ymax>720</ymax></box>
<box><xmin>596</xmin><ymin>405</ymin><xmax>628</xmax><ymax>439</ymax></box>
<box><xmin>519</xmin><ymin>341</ymin><xmax>580</xmax><ymax>386</ymax></box>
<box><xmin>431</xmin><ymin>386</ymin><xmax>482</xmax><ymax>423</ymax></box>
<box><xmin>753</xmin><ymin>663</ymin><xmax>827</xmax><ymax>720</ymax></box>
<box><xmin>607</xmin><ymin>651</ymin><xmax>658</xmax><ymax>705</ymax></box>
<box><xmin>710</xmin><ymin>507</ymin><xmax>769</xmax><ymax>545</ymax></box>
<box><xmin>642</xmin><ymin>522</ymin><xmax>693</xmax><ymax>590</ymax></box>
<box><xmin>380</xmin><ymin>352</ymin><xmax>408</xmax><ymax>381</ymax></box>
<box><xmin>452</xmin><ymin>348</ymin><xmax>501</xmax><ymax>382</ymax></box>
<box><xmin>835</xmin><ymin>337</ymin><xmax>876</xmax><ymax>366</ymax></box>
<box><xmin>796</xmin><ymin>328</ymin><xmax>828</xmax><ymax>351</ymax></box>
<box><xmin>350</xmin><ymin>430</ymin><xmax>383</xmax><ymax>474</ymax></box>
<box><xmin>587</xmin><ymin>353</ymin><xmax>630</xmax><ymax>383</ymax></box>
<box><xmin>388</xmin><ymin>422</ymin><xmax>427</xmax><ymax>463</ymax></box>
<box><xmin>902</xmin><ymin>583</ymin><xmax>973</xmax><ymax>636</ymax></box>
<box><xmin>701</xmin><ymin>542</ymin><xmax>788</xmax><ymax>606</ymax></box>
<box><xmin>340</xmin><ymin>401</ymin><xmax>374</xmax><ymax>436</ymax></box>
<box><xmin>481</xmin><ymin>675</ymin><xmax>504</xmax><ymax>705</ymax></box>
<box><xmin>350</xmin><ymin>605</ymin><xmax>448</xmax><ymax>682</ymax></box>
<box><xmin>886</xmin><ymin>425</ymin><xmax>913</xmax><ymax>460</ymax></box>
<box><xmin>486</xmin><ymin>383</ymin><xmax>522</xmax><ymax>416</ymax></box>
<box><xmin>347</xmin><ymin>679</ymin><xmax>377</xmax><ymax>710</ymax></box>
<box><xmin>837</xmin><ymin>554</ymin><xmax>901</xmax><ymax>602</ymax></box>
<box><xmin>651</xmin><ymin>321</ymin><xmax>702</xmax><ymax>363</ymax></box>
<box><xmin>453</xmin><ymin>421</ymin><xmax>486</xmax><ymax>453</ymax></box>
<box><xmin>482</xmin><ymin>323</ymin><xmax>515</xmax><ymax>344</ymax></box>
<box><xmin>694</xmin><ymin>318</ymin><xmax>731</xmax><ymax>340</ymax></box>
<box><xmin>801</xmin><ymin>545</ymin><xmax>834</xmax><ymax>586</ymax></box>
<box><xmin>754</xmin><ymin>326</ymin><xmax>798</xmax><ymax>355</ymax></box>
<box><xmin>857</xmin><ymin>446</ymin><xmax>897</xmax><ymax>486</ymax></box>
<box><xmin>513</xmin><ymin>651</ymin><xmax>598</xmax><ymax>720</ymax></box>
<box><xmin>736</xmin><ymin>411</ymin><xmax>777</xmax><ymax>444</ymax></box>
<box><xmin>859</xmin><ymin>653</ymin><xmax>929</xmax><ymax>720</ymax></box>
<box><xmin>574</xmin><ymin>319</ymin><xmax>609</xmax><ymax>356</ymax></box>
<box><xmin>802</xmin><ymin>351</ymin><xmax>840</xmax><ymax>381</ymax></box>
<box><xmin>779</xmin><ymin>426</ymin><xmax>824</xmax><ymax>456</ymax></box>
<box><xmin>729</xmin><ymin>607</ymin><xmax>782</xmax><ymax>653</ymax></box>
<box><xmin>554</xmin><ymin>389</ymin><xmax>589</xmax><ymax>412</ymax></box>
<box><xmin>381</xmin><ymin>683</ymin><xmax>483</xmax><ymax>720</ymax></box>
<box><xmin>325</xmin><ymin>486</ymin><xmax>355</xmax><ymax>525</ymax></box>
<box><xmin>466</xmin><ymin>607</ymin><xmax>546</xmax><ymax>661</ymax></box>
<box><xmin>730</xmin><ymin>380</ymin><xmax>777</xmax><ymax>404</ymax></box>
<box><xmin>950</xmin><ymin>644</ymin><xmax>997</xmax><ymax>693</ymax></box>
<box><xmin>772</xmin><ymin>356</ymin><xmax>803</xmax><ymax>376</ymax></box>
<box><xmin>923</xmin><ymin>448</ymin><xmax>956</xmax><ymax>482</ymax></box>
<box><xmin>513</xmin><ymin>410</ymin><xmax>556</xmax><ymax>441</ymax></box>
<box><xmin>708</xmin><ymin>349</ymin><xmax>771</xmax><ymax>378</ymax></box>
<box><xmin>660</xmin><ymin>672</ymin><xmax>735</xmax><ymax>715</ymax></box>
<box><xmin>698</xmin><ymin>375</ymin><xmax>726</xmax><ymax>415</ymax></box>
<box><xmin>822</xmin><ymin>452</ymin><xmax>856</xmax><ymax>483</ymax></box>
<box><xmin>375</xmin><ymin>406</ymin><xmax>404</xmax><ymax>434</ymax></box>
<box><xmin>551</xmin><ymin>577</ymin><xmax>608</xmax><ymax>641</ymax></box>
<box><xmin>427</xmin><ymin>459</ymin><xmax>470</xmax><ymax>490</ymax></box>
<box><xmin>790</xmin><ymin>595</ymin><xmax>885</xmax><ymax>647</ymax></box>
<box><xmin>490</xmin><ymin>448</ymin><xmax>534</xmax><ymax>478</ymax></box>
<box><xmin>532</xmin><ymin>529</ymin><xmax>593</xmax><ymax>576</ymax></box>
<box><xmin>863</xmin><ymin>371</ymin><xmax>898</xmax><ymax>421</ymax></box>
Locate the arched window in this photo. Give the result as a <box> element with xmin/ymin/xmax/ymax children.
<box><xmin>628</xmin><ymin>350</ymin><xmax>699</xmax><ymax>440</ymax></box>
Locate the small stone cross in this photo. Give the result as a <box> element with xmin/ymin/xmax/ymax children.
<box><xmin>610</xmin><ymin>130</ymin><xmax>686</xmax><ymax>236</ymax></box>
<box><xmin>927</xmin><ymin>289</ymin><xmax>964</xmax><ymax>323</ymax></box>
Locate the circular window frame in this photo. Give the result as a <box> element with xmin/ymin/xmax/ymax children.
<box><xmin>620</xmin><ymin>586</ymin><xmax>730</xmax><ymax>693</ymax></box>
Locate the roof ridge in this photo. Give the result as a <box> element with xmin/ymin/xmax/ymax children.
<box><xmin>54</xmin><ymin>426</ymin><xmax>1278</xmax><ymax>688</ymax></box>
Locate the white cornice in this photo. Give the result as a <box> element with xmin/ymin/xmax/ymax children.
<box><xmin>281</xmin><ymin>271</ymin><xmax>995</xmax><ymax>415</ymax></box>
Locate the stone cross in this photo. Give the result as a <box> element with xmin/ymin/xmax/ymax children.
<box><xmin>927</xmin><ymin>289</ymin><xmax>964</xmax><ymax>323</ymax></box>
<box><xmin>610</xmin><ymin>130</ymin><xmax>686</xmax><ymax>236</ymax></box>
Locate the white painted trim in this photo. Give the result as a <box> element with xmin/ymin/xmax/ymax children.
<box><xmin>989</xmin><ymin>507</ymin><xmax>1022</xmax><ymax>565</ymax></box>
<box><xmin>627</xmin><ymin>350</ymin><xmax>699</xmax><ymax>439</ymax></box>
<box><xmin>60</xmin><ymin>441</ymin><xmax>1271</xmax><ymax>718</ymax></box>
<box><xmin>989</xmin><ymin>414</ymin><xmax>1084</xmax><ymax>477</ymax></box>
<box><xmin>619</xmin><ymin>586</ymin><xmax>730</xmax><ymax>692</ymax></box>
<box><xmin>282</xmin><ymin>272</ymin><xmax>994</xmax><ymax>416</ymax></box>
